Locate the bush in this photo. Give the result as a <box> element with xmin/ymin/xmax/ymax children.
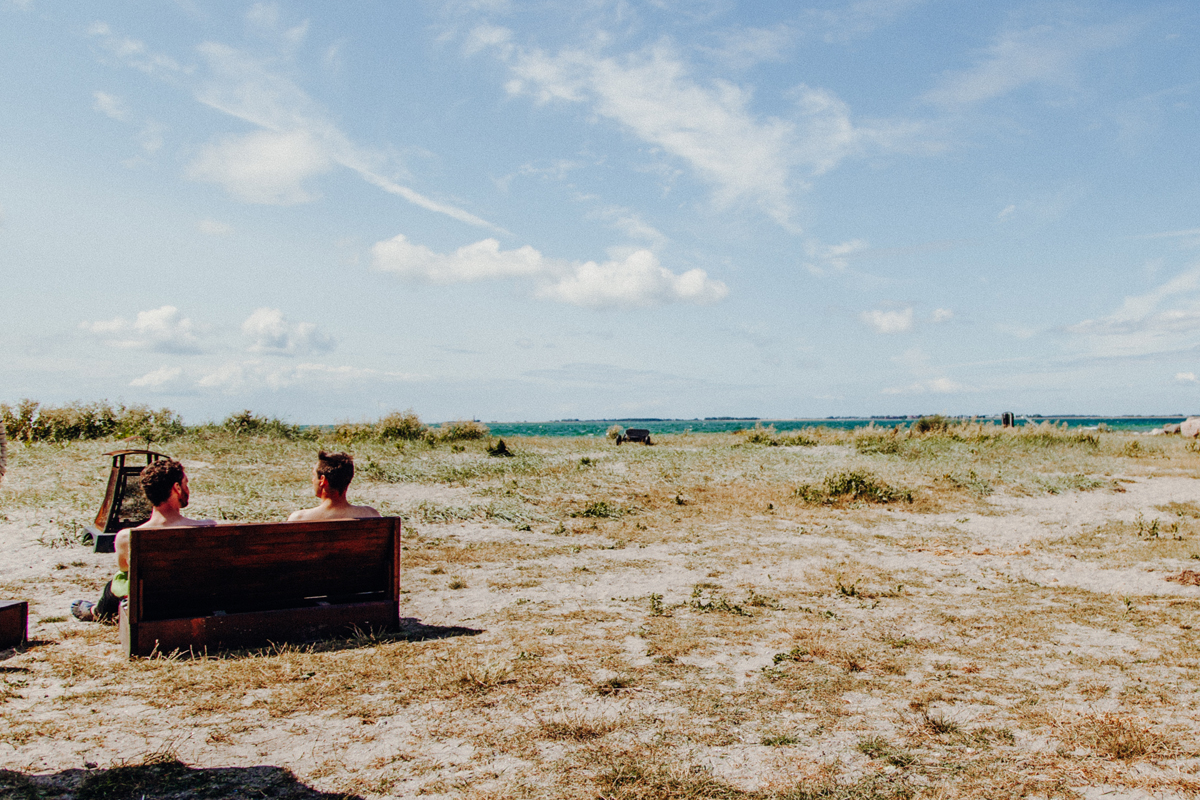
<box><xmin>378</xmin><ymin>409</ymin><xmax>427</xmax><ymax>441</ymax></box>
<box><xmin>606</xmin><ymin>424</ymin><xmax>623</xmax><ymax>442</ymax></box>
<box><xmin>222</xmin><ymin>410</ymin><xmax>309</xmax><ymax>440</ymax></box>
<box><xmin>912</xmin><ymin>415</ymin><xmax>951</xmax><ymax>435</ymax></box>
<box><xmin>794</xmin><ymin>470</ymin><xmax>913</xmax><ymax>505</ymax></box>
<box><xmin>0</xmin><ymin>399</ymin><xmax>184</xmax><ymax>443</ymax></box>
<box><xmin>429</xmin><ymin>419</ymin><xmax>490</xmax><ymax>443</ymax></box>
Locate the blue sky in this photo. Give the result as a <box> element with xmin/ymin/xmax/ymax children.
<box><xmin>3</xmin><ymin>0</ymin><xmax>1200</xmax><ymax>423</ymax></box>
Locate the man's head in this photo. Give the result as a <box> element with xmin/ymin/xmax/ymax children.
<box><xmin>141</xmin><ymin>458</ymin><xmax>188</xmax><ymax>507</ymax></box>
<box><xmin>315</xmin><ymin>451</ymin><xmax>354</xmax><ymax>495</ymax></box>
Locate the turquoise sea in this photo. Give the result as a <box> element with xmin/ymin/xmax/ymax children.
<box><xmin>480</xmin><ymin>416</ymin><xmax>1187</xmax><ymax>438</ymax></box>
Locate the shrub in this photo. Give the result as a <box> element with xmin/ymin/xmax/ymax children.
<box><xmin>429</xmin><ymin>419</ymin><xmax>490</xmax><ymax>443</ymax></box>
<box><xmin>377</xmin><ymin>409</ymin><xmax>427</xmax><ymax>441</ymax></box>
<box><xmin>222</xmin><ymin>410</ymin><xmax>308</xmax><ymax>440</ymax></box>
<box><xmin>912</xmin><ymin>415</ymin><xmax>951</xmax><ymax>435</ymax></box>
<box><xmin>0</xmin><ymin>399</ymin><xmax>184</xmax><ymax>443</ymax></box>
<box><xmin>606</xmin><ymin>424</ymin><xmax>623</xmax><ymax>442</ymax></box>
<box><xmin>794</xmin><ymin>470</ymin><xmax>913</xmax><ymax>505</ymax></box>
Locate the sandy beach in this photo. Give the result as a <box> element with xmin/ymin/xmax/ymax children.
<box><xmin>3</xmin><ymin>428</ymin><xmax>1200</xmax><ymax>799</ymax></box>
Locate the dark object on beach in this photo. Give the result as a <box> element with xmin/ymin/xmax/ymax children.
<box><xmin>616</xmin><ymin>428</ymin><xmax>653</xmax><ymax>445</ymax></box>
<box><xmin>487</xmin><ymin>438</ymin><xmax>512</xmax><ymax>457</ymax></box>
<box><xmin>85</xmin><ymin>449</ymin><xmax>169</xmax><ymax>553</ymax></box>
<box><xmin>120</xmin><ymin>517</ymin><xmax>402</xmax><ymax>658</ymax></box>
<box><xmin>1002</xmin><ymin>412</ymin><xmax>1015</xmax><ymax>428</ymax></box>
<box><xmin>0</xmin><ymin>419</ymin><xmax>6</xmax><ymax>485</ymax></box>
<box><xmin>0</xmin><ymin>600</ymin><xmax>28</xmax><ymax>650</ymax></box>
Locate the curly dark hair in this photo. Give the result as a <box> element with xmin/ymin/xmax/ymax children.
<box><xmin>140</xmin><ymin>458</ymin><xmax>185</xmax><ymax>506</ymax></box>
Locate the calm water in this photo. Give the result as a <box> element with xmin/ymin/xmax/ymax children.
<box><xmin>480</xmin><ymin>416</ymin><xmax>1187</xmax><ymax>438</ymax></box>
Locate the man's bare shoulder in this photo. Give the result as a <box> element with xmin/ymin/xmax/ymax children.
<box><xmin>288</xmin><ymin>505</ymin><xmax>380</xmax><ymax>522</ymax></box>
<box><xmin>135</xmin><ymin>517</ymin><xmax>216</xmax><ymax>529</ymax></box>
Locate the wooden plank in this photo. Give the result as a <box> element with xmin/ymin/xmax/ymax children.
<box><xmin>130</xmin><ymin>518</ymin><xmax>399</xmax><ymax>621</ymax></box>
<box><xmin>0</xmin><ymin>600</ymin><xmax>28</xmax><ymax>650</ymax></box>
<box><xmin>123</xmin><ymin>601</ymin><xmax>398</xmax><ymax>657</ymax></box>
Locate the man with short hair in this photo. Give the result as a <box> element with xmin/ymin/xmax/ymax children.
<box><xmin>288</xmin><ymin>450</ymin><xmax>380</xmax><ymax>521</ymax></box>
<box><xmin>72</xmin><ymin>458</ymin><xmax>215</xmax><ymax>622</ymax></box>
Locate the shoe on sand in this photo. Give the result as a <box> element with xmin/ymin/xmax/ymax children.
<box><xmin>71</xmin><ymin>599</ymin><xmax>95</xmax><ymax>622</ymax></box>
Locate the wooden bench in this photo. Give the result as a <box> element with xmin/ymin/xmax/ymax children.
<box><xmin>617</xmin><ymin>428</ymin><xmax>653</xmax><ymax>445</ymax></box>
<box><xmin>119</xmin><ymin>518</ymin><xmax>401</xmax><ymax>658</ymax></box>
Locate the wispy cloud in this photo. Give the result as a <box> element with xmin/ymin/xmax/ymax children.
<box><xmin>478</xmin><ymin>33</ymin><xmax>910</xmax><ymax>229</ymax></box>
<box><xmin>804</xmin><ymin>0</ymin><xmax>928</xmax><ymax>44</ymax></box>
<box><xmin>197</xmin><ymin>218</ymin><xmax>233</xmax><ymax>236</ymax></box>
<box><xmin>922</xmin><ymin>18</ymin><xmax>1135</xmax><ymax>107</ymax></box>
<box><xmin>91</xmin><ymin>18</ymin><xmax>501</xmax><ymax>230</ymax></box>
<box><xmin>372</xmin><ymin>234</ymin><xmax>727</xmax><ymax>308</ymax></box>
<box><xmin>88</xmin><ymin>21</ymin><xmax>191</xmax><ymax>79</ymax></box>
<box><xmin>196</xmin><ymin>360</ymin><xmax>420</xmax><ymax>393</ymax></box>
<box><xmin>192</xmin><ymin>42</ymin><xmax>503</xmax><ymax>231</ymax></box>
<box><xmin>882</xmin><ymin>377</ymin><xmax>967</xmax><ymax>395</ymax></box>
<box><xmin>130</xmin><ymin>366</ymin><xmax>183</xmax><ymax>388</ymax></box>
<box><xmin>1067</xmin><ymin>265</ymin><xmax>1200</xmax><ymax>357</ymax></box>
<box><xmin>82</xmin><ymin>305</ymin><xmax>203</xmax><ymax>353</ymax></box>
<box><xmin>804</xmin><ymin>238</ymin><xmax>869</xmax><ymax>275</ymax></box>
<box><xmin>92</xmin><ymin>91</ymin><xmax>128</xmax><ymax>121</ymax></box>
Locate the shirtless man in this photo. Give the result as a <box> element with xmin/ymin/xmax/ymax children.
<box><xmin>72</xmin><ymin>458</ymin><xmax>215</xmax><ymax>622</ymax></box>
<box><xmin>288</xmin><ymin>450</ymin><xmax>380</xmax><ymax>521</ymax></box>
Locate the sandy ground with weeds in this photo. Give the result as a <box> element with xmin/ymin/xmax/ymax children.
<box><xmin>4</xmin><ymin>443</ymin><xmax>1200</xmax><ymax>799</ymax></box>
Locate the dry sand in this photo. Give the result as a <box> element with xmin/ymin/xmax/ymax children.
<box><xmin>3</xmin><ymin>470</ymin><xmax>1200</xmax><ymax>798</ymax></box>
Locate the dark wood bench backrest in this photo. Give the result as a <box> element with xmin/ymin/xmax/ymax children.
<box><xmin>128</xmin><ymin>518</ymin><xmax>400</xmax><ymax>622</ymax></box>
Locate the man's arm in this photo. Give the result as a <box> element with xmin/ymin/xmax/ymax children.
<box><xmin>115</xmin><ymin>529</ymin><xmax>131</xmax><ymax>573</ymax></box>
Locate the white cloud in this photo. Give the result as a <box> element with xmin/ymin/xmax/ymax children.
<box><xmin>130</xmin><ymin>366</ymin><xmax>183</xmax><ymax>388</ymax></box>
<box><xmin>93</xmin><ymin>91</ymin><xmax>128</xmax><ymax>121</ymax></box>
<box><xmin>931</xmin><ymin>308</ymin><xmax>954</xmax><ymax>323</ymax></box>
<box><xmin>1176</xmin><ymin>372</ymin><xmax>1197</xmax><ymax>384</ymax></box>
<box><xmin>197</xmin><ymin>218</ymin><xmax>233</xmax><ymax>236</ymax></box>
<box><xmin>372</xmin><ymin>234</ymin><xmax>727</xmax><ymax>308</ymax></box>
<box><xmin>922</xmin><ymin>20</ymin><xmax>1134</xmax><ymax>107</ymax></box>
<box><xmin>484</xmin><ymin>35</ymin><xmax>903</xmax><ymax>228</ymax></box>
<box><xmin>82</xmin><ymin>305</ymin><xmax>202</xmax><ymax>353</ymax></box>
<box><xmin>861</xmin><ymin>307</ymin><xmax>913</xmax><ymax>334</ymax></box>
<box><xmin>241</xmin><ymin>307</ymin><xmax>334</xmax><ymax>355</ymax></box>
<box><xmin>997</xmin><ymin>204</ymin><xmax>1016</xmax><ymax>220</ymax></box>
<box><xmin>535</xmin><ymin>250</ymin><xmax>728</xmax><ymax>308</ymax></box>
<box><xmin>196</xmin><ymin>360</ymin><xmax>418</xmax><ymax>392</ymax></box>
<box><xmin>372</xmin><ymin>235</ymin><xmax>545</xmax><ymax>283</ymax></box>
<box><xmin>186</xmin><ymin>129</ymin><xmax>331</xmax><ymax>205</ymax></box>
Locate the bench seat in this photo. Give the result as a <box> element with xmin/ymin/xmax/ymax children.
<box><xmin>119</xmin><ymin>518</ymin><xmax>401</xmax><ymax>657</ymax></box>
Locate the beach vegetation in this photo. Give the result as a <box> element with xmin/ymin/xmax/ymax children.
<box><xmin>8</xmin><ymin>401</ymin><xmax>1200</xmax><ymax>798</ymax></box>
<box><xmin>0</xmin><ymin>399</ymin><xmax>184</xmax><ymax>443</ymax></box>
